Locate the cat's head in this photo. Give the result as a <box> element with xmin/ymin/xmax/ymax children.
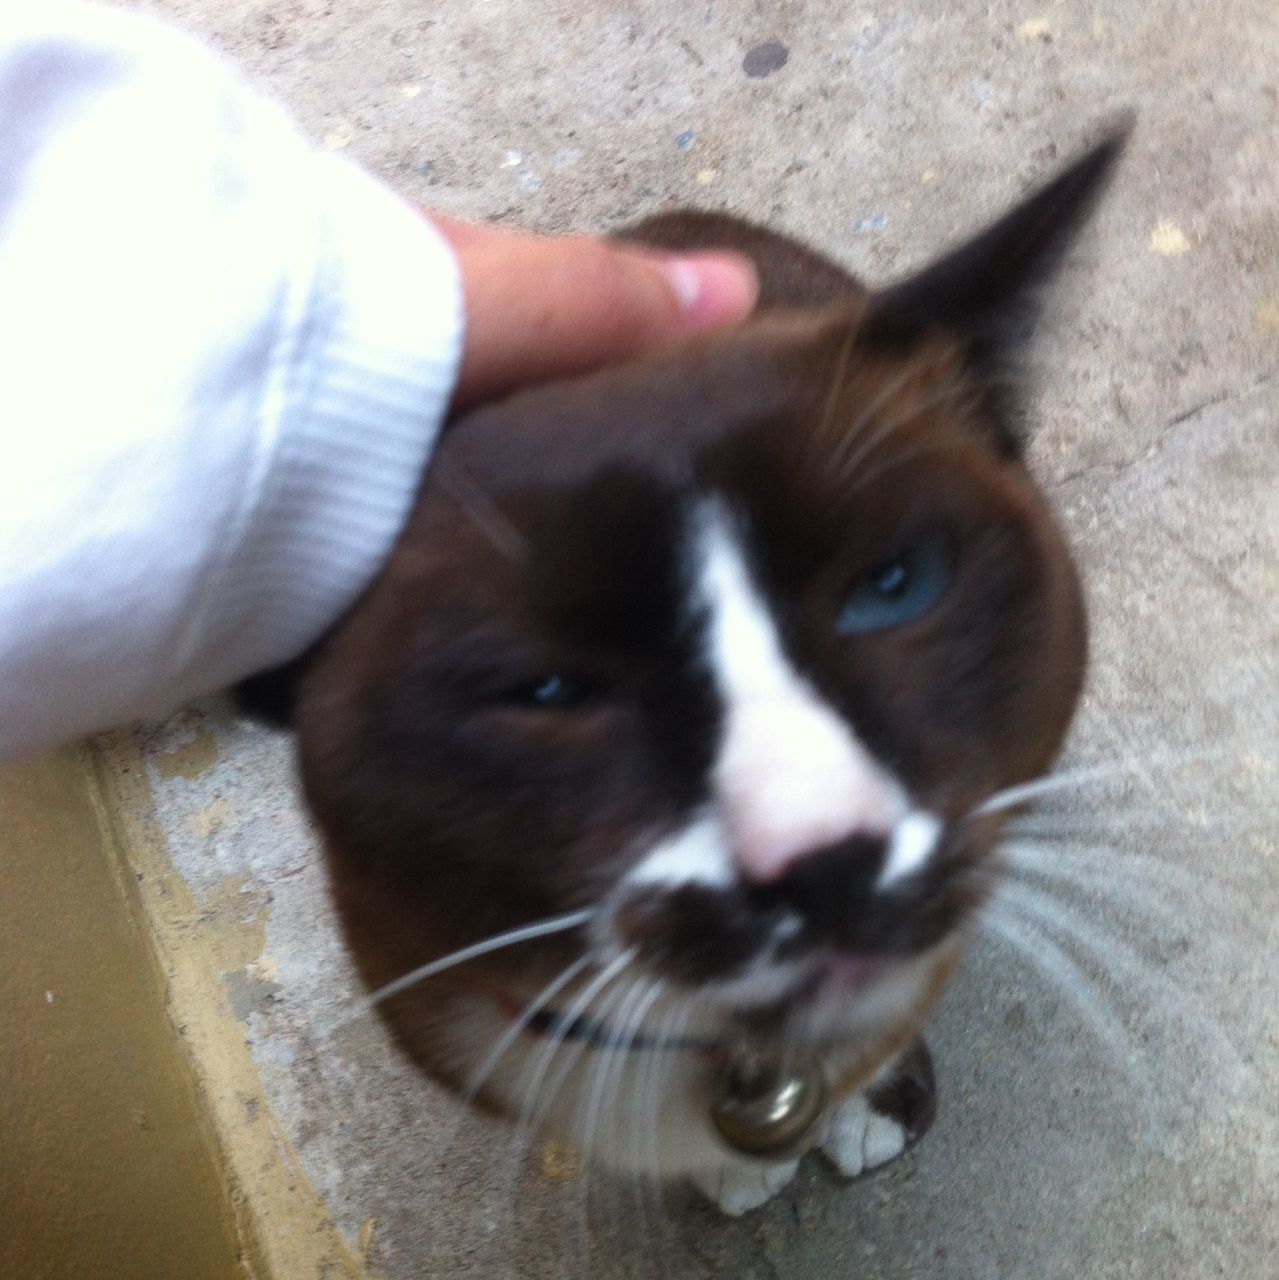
<box><xmin>276</xmin><ymin>130</ymin><xmax>1124</xmax><ymax>1084</ymax></box>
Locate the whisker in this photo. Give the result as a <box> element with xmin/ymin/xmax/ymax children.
<box><xmin>1010</xmin><ymin>808</ymin><xmax>1203</xmax><ymax>838</ymax></box>
<box><xmin>644</xmin><ymin>996</ymin><xmax>695</xmax><ymax>1254</ymax></box>
<box><xmin>973</xmin><ymin>763</ymin><xmax>1140</xmax><ymax>818</ymax></box>
<box><xmin>976</xmin><ymin>741</ymin><xmax>1251</xmax><ymax>821</ymax></box>
<box><xmin>415</xmin><ymin>951</ymin><xmax>594</xmax><ymax>1248</ymax></box>
<box><xmin>610</xmin><ymin>977</ymin><xmax>666</xmax><ymax>1145</ymax></box>
<box><xmin>501</xmin><ymin>951</ymin><xmax>636</xmax><ymax>1270</ymax></box>
<box><xmin>432</xmin><ymin>455</ymin><xmax>529</xmax><ymax>562</ymax></box>
<box><xmin>580</xmin><ymin>976</ymin><xmax>665</xmax><ymax>1272</ymax></box>
<box><xmin>832</xmin><ymin>369</ymin><xmax>956</xmax><ymax>483</ymax></box>
<box><xmin>1085</xmin><ymin>698</ymin><xmax>1184</xmax><ymax>819</ymax></box>
<box><xmin>612</xmin><ymin>977</ymin><xmax>665</xmax><ymax>1099</ymax></box>
<box><xmin>338</xmin><ymin>909</ymin><xmax>593</xmax><ymax>1026</ymax></box>
<box><xmin>574</xmin><ymin>975</ymin><xmax>644</xmax><ymax>1277</ymax></box>
<box><xmin>834</xmin><ymin>369</ymin><xmax>1025</xmax><ymax>488</ymax></box>
<box><xmin>580</xmin><ymin>976</ymin><xmax>649</xmax><ymax>1180</ymax></box>
<box><xmin>1001</xmin><ymin>840</ymin><xmax>1266</xmax><ymax>930</ymax></box>
<box><xmin>977</xmin><ymin>900</ymin><xmax>1168</xmax><ymax>1139</ymax></box>
<box><xmin>977</xmin><ymin>902</ymin><xmax>1138</xmax><ymax>1074</ymax></box>
<box><xmin>625</xmin><ymin>984</ymin><xmax>677</xmax><ymax>1266</ymax></box>
<box><xmin>831</xmin><ymin>361</ymin><xmax>924</xmax><ymax>470</ymax></box>
<box><xmin>848</xmin><ymin>440</ymin><xmax>978</xmax><ymax>494</ymax></box>
<box><xmin>811</xmin><ymin>325</ymin><xmax>859</xmax><ymax>458</ymax></box>
<box><xmin>554</xmin><ymin>978</ymin><xmax>646</xmax><ymax>1267</ymax></box>
<box><xmin>460</xmin><ymin>953</ymin><xmax>594</xmax><ymax>1107</ymax></box>
<box><xmin>535</xmin><ymin>965</ymin><xmax>642</xmax><ymax>1142</ymax></box>
<box><xmin>994</xmin><ymin>879</ymin><xmax>1254</xmax><ymax>1089</ymax></box>
<box><xmin>508</xmin><ymin>953</ymin><xmax>636</xmax><ymax>1186</ymax></box>
<box><xmin>1009</xmin><ymin>804</ymin><xmax>1266</xmax><ymax>844</ymax></box>
<box><xmin>515</xmin><ymin>950</ymin><xmax>635</xmax><ymax>1142</ymax></box>
<box><xmin>837</xmin><ymin>361</ymin><xmax>985</xmax><ymax>479</ymax></box>
<box><xmin>634</xmin><ymin>998</ymin><xmax>671</xmax><ymax>1189</ymax></box>
<box><xmin>998</xmin><ymin>860</ymin><xmax>1194</xmax><ymax>940</ymax></box>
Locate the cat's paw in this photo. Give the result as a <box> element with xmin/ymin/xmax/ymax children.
<box><xmin>691</xmin><ymin>1157</ymin><xmax>800</xmax><ymax>1216</ymax></box>
<box><xmin>820</xmin><ymin>1038</ymin><xmax>937</xmax><ymax>1179</ymax></box>
<box><xmin>820</xmin><ymin>1093</ymin><xmax>908</xmax><ymax>1177</ymax></box>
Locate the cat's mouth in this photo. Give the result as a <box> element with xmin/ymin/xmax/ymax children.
<box><xmin>494</xmin><ymin>945</ymin><xmax>917</xmax><ymax>1062</ymax></box>
<box><xmin>792</xmin><ymin>952</ymin><xmax>890</xmax><ymax>1001</ymax></box>
<box><xmin>707</xmin><ymin>945</ymin><xmax>936</xmax><ymax>1042</ymax></box>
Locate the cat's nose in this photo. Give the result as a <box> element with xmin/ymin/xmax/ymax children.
<box><xmin>750</xmin><ymin>821</ymin><xmax>954</xmax><ymax>956</ymax></box>
<box><xmin>714</xmin><ymin>696</ymin><xmax>903</xmax><ymax>884</ymax></box>
<box><xmin>748</xmin><ymin>835</ymin><xmax>889</xmax><ymax>951</ymax></box>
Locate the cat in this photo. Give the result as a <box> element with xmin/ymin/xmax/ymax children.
<box><xmin>239</xmin><ymin>123</ymin><xmax>1127</xmax><ymax>1215</ymax></box>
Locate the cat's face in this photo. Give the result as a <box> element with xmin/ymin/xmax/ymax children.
<box><xmin>290</xmin><ymin>133</ymin><xmax>1120</xmax><ymax>1096</ymax></box>
<box><xmin>296</xmin><ymin>315</ymin><xmax>1084</xmax><ymax>1072</ymax></box>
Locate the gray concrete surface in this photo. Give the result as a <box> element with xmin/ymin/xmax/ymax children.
<box><xmin>120</xmin><ymin>1</ymin><xmax>1277</xmax><ymax>1276</ymax></box>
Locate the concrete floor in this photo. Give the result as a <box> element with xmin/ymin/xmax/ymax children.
<box><xmin>120</xmin><ymin>1</ymin><xmax>1277</xmax><ymax>1276</ymax></box>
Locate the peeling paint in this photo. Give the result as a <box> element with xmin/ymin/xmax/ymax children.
<box><xmin>189</xmin><ymin>795</ymin><xmax>233</xmax><ymax>839</ymax></box>
<box><xmin>198</xmin><ymin>875</ymin><xmax>271</xmax><ymax>976</ymax></box>
<box><xmin>223</xmin><ymin>967</ymin><xmax>284</xmax><ymax>1021</ymax></box>
<box><xmin>357</xmin><ymin>1217</ymin><xmax>380</xmax><ymax>1266</ymax></box>
<box><xmin>153</xmin><ymin>726</ymin><xmax>220</xmax><ymax>780</ymax></box>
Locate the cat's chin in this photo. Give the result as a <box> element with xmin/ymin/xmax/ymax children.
<box><xmin>799</xmin><ymin>952</ymin><xmax>890</xmax><ymax>1000</ymax></box>
<box><xmin>701</xmin><ymin>941</ymin><xmax>953</xmax><ymax>1052</ymax></box>
<box><xmin>706</xmin><ymin>953</ymin><xmax>887</xmax><ymax>1028</ymax></box>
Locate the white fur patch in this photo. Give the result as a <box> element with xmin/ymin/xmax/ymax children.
<box><xmin>820</xmin><ymin>1091</ymin><xmax>908</xmax><ymax>1178</ymax></box>
<box><xmin>691</xmin><ymin>1155</ymin><xmax>800</xmax><ymax>1216</ymax></box>
<box><xmin>877</xmin><ymin>811</ymin><xmax>943</xmax><ymax>888</ymax></box>
<box><xmin>626</xmin><ymin>812</ymin><xmax>734</xmax><ymax>889</ymax></box>
<box><xmin>620</xmin><ymin>814</ymin><xmax>811</xmax><ymax>1007</ymax></box>
<box><xmin>698</xmin><ymin>508</ymin><xmax>905</xmax><ymax>883</ymax></box>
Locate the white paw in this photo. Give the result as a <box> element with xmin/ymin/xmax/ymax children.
<box><xmin>691</xmin><ymin>1157</ymin><xmax>800</xmax><ymax>1216</ymax></box>
<box><xmin>819</xmin><ymin>1092</ymin><xmax>907</xmax><ymax>1179</ymax></box>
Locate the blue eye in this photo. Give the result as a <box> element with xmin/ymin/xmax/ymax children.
<box><xmin>500</xmin><ymin>674</ymin><xmax>596</xmax><ymax>710</ymax></box>
<box><xmin>837</xmin><ymin>540</ymin><xmax>952</xmax><ymax>634</ymax></box>
<box><xmin>529</xmin><ymin>676</ymin><xmax>578</xmax><ymax>707</ymax></box>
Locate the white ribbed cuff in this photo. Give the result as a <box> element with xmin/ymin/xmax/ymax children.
<box><xmin>204</xmin><ymin>157</ymin><xmax>463</xmax><ymax>683</ymax></box>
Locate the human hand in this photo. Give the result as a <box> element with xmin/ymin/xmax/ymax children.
<box><xmin>432</xmin><ymin>216</ymin><xmax>759</xmax><ymax>409</ymax></box>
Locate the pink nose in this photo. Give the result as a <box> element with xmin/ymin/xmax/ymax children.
<box><xmin>713</xmin><ymin>699</ymin><xmax>902</xmax><ymax>883</ymax></box>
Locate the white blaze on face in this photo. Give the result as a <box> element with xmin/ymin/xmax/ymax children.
<box><xmin>698</xmin><ymin>507</ymin><xmax>917</xmax><ymax>884</ymax></box>
<box><xmin>621</xmin><ymin>503</ymin><xmax>944</xmax><ymax>903</ymax></box>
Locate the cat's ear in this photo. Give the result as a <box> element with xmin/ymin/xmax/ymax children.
<box><xmin>863</xmin><ymin>119</ymin><xmax>1131</xmax><ymax>389</ymax></box>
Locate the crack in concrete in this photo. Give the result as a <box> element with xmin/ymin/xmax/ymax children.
<box><xmin>1051</xmin><ymin>365</ymin><xmax>1279</xmax><ymax>490</ymax></box>
<box><xmin>1165</xmin><ymin>365</ymin><xmax>1279</xmax><ymax>427</ymax></box>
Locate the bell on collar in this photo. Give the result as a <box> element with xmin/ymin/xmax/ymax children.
<box><xmin>709</xmin><ymin>1047</ymin><xmax>829</xmax><ymax>1160</ymax></box>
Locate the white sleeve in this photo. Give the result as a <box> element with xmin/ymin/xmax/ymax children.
<box><xmin>0</xmin><ymin>2</ymin><xmax>462</xmax><ymax>761</ymax></box>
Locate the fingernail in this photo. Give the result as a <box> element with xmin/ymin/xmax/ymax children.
<box><xmin>655</xmin><ymin>252</ymin><xmax>759</xmax><ymax>328</ymax></box>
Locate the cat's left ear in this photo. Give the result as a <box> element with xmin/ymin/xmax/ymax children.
<box><xmin>863</xmin><ymin>118</ymin><xmax>1132</xmax><ymax>418</ymax></box>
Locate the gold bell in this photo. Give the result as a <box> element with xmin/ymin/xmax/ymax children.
<box><xmin>709</xmin><ymin>1048</ymin><xmax>829</xmax><ymax>1160</ymax></box>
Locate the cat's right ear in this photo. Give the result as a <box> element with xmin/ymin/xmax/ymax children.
<box><xmin>863</xmin><ymin>118</ymin><xmax>1132</xmax><ymax>386</ymax></box>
